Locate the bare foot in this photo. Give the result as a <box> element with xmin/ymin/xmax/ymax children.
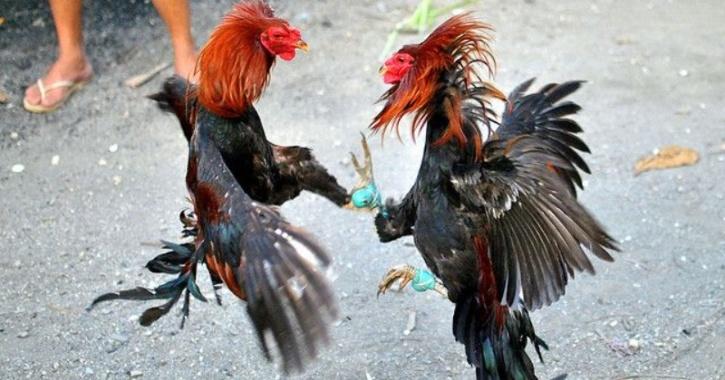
<box><xmin>24</xmin><ymin>55</ymin><xmax>93</xmax><ymax>109</ymax></box>
<box><xmin>174</xmin><ymin>50</ymin><xmax>198</xmax><ymax>83</ymax></box>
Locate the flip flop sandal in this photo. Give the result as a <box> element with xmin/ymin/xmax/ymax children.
<box><xmin>23</xmin><ymin>77</ymin><xmax>90</xmax><ymax>113</ymax></box>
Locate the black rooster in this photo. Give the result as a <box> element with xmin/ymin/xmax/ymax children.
<box><xmin>90</xmin><ymin>1</ymin><xmax>352</xmax><ymax>374</ymax></box>
<box><xmin>352</xmin><ymin>14</ymin><xmax>618</xmax><ymax>380</ymax></box>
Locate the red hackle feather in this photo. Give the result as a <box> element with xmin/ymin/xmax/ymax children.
<box><xmin>371</xmin><ymin>13</ymin><xmax>497</xmax><ymax>151</ymax></box>
<box><xmin>195</xmin><ymin>0</ymin><xmax>283</xmax><ymax>117</ymax></box>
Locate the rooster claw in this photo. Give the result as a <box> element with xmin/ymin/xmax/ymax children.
<box><xmin>377</xmin><ymin>264</ymin><xmax>448</xmax><ymax>298</ymax></box>
<box><xmin>345</xmin><ymin>133</ymin><xmax>382</xmax><ymax>211</ymax></box>
<box><xmin>377</xmin><ymin>264</ymin><xmax>416</xmax><ymax>297</ymax></box>
<box><xmin>350</xmin><ymin>132</ymin><xmax>374</xmax><ymax>189</ymax></box>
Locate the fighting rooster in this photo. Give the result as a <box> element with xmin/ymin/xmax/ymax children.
<box><xmin>91</xmin><ymin>1</ymin><xmax>348</xmax><ymax>373</ymax></box>
<box><xmin>352</xmin><ymin>14</ymin><xmax>618</xmax><ymax>379</ymax></box>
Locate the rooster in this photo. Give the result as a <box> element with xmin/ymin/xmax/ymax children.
<box><xmin>351</xmin><ymin>14</ymin><xmax>618</xmax><ymax>379</ymax></box>
<box><xmin>90</xmin><ymin>1</ymin><xmax>350</xmax><ymax>373</ymax></box>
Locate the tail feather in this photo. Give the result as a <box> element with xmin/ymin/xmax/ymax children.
<box><xmin>145</xmin><ymin>241</ymin><xmax>194</xmax><ymax>274</ymax></box>
<box><xmin>228</xmin><ymin>206</ymin><xmax>337</xmax><ymax>373</ymax></box>
<box><xmin>453</xmin><ymin>295</ymin><xmax>547</xmax><ymax>380</ymax></box>
<box><xmin>147</xmin><ymin>75</ymin><xmax>196</xmax><ymax>141</ymax></box>
<box><xmin>88</xmin><ymin>229</ymin><xmax>208</xmax><ymax>328</ymax></box>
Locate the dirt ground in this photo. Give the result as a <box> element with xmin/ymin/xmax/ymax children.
<box><xmin>0</xmin><ymin>0</ymin><xmax>723</xmax><ymax>379</ymax></box>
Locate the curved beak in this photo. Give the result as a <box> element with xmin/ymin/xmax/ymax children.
<box><xmin>295</xmin><ymin>40</ymin><xmax>309</xmax><ymax>53</ymax></box>
<box><xmin>378</xmin><ymin>65</ymin><xmax>388</xmax><ymax>76</ymax></box>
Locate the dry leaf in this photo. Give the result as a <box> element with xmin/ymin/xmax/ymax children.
<box><xmin>0</xmin><ymin>88</ymin><xmax>9</xmax><ymax>104</ymax></box>
<box><xmin>634</xmin><ymin>145</ymin><xmax>699</xmax><ymax>175</ymax></box>
<box><xmin>0</xmin><ymin>17</ymin><xmax>6</xmax><ymax>26</ymax></box>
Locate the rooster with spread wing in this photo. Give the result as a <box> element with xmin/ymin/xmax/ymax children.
<box><xmin>351</xmin><ymin>14</ymin><xmax>618</xmax><ymax>379</ymax></box>
<box><xmin>90</xmin><ymin>1</ymin><xmax>350</xmax><ymax>373</ymax></box>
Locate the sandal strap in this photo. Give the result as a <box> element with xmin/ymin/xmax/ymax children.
<box><xmin>36</xmin><ymin>79</ymin><xmax>77</xmax><ymax>104</ymax></box>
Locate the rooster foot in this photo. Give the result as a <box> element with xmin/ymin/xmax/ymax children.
<box><xmin>377</xmin><ymin>264</ymin><xmax>448</xmax><ymax>298</ymax></box>
<box><xmin>350</xmin><ymin>133</ymin><xmax>374</xmax><ymax>190</ymax></box>
<box><xmin>179</xmin><ymin>209</ymin><xmax>198</xmax><ymax>238</ymax></box>
<box><xmin>345</xmin><ymin>133</ymin><xmax>381</xmax><ymax>211</ymax></box>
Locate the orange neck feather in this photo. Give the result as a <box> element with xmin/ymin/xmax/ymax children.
<box><xmin>371</xmin><ymin>14</ymin><xmax>497</xmax><ymax>153</ymax></box>
<box><xmin>196</xmin><ymin>1</ymin><xmax>278</xmax><ymax>118</ymax></box>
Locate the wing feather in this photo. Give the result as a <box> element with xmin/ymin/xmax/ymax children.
<box><xmin>452</xmin><ymin>80</ymin><xmax>617</xmax><ymax>310</ymax></box>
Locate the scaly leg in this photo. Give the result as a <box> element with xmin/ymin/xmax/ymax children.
<box><xmin>377</xmin><ymin>264</ymin><xmax>447</xmax><ymax>298</ymax></box>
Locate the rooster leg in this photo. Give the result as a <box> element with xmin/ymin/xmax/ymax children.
<box><xmin>377</xmin><ymin>264</ymin><xmax>447</xmax><ymax>298</ymax></box>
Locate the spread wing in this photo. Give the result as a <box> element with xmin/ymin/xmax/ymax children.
<box><xmin>189</xmin><ymin>124</ymin><xmax>338</xmax><ymax>373</ymax></box>
<box><xmin>452</xmin><ymin>80</ymin><xmax>618</xmax><ymax>311</ymax></box>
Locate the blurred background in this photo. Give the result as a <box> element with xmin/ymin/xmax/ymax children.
<box><xmin>0</xmin><ymin>0</ymin><xmax>723</xmax><ymax>379</ymax></box>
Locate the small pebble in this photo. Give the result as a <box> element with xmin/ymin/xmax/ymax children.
<box><xmin>628</xmin><ymin>338</ymin><xmax>641</xmax><ymax>351</ymax></box>
<box><xmin>17</xmin><ymin>331</ymin><xmax>29</xmax><ymax>338</ymax></box>
<box><xmin>112</xmin><ymin>176</ymin><xmax>122</xmax><ymax>186</ymax></box>
<box><xmin>51</xmin><ymin>155</ymin><xmax>60</xmax><ymax>166</ymax></box>
<box><xmin>129</xmin><ymin>369</ymin><xmax>143</xmax><ymax>378</ymax></box>
<box><xmin>109</xmin><ymin>144</ymin><xmax>119</xmax><ymax>153</ymax></box>
<box><xmin>98</xmin><ymin>158</ymin><xmax>107</xmax><ymax>166</ymax></box>
<box><xmin>11</xmin><ymin>164</ymin><xmax>25</xmax><ymax>173</ymax></box>
<box><xmin>109</xmin><ymin>333</ymin><xmax>129</xmax><ymax>343</ymax></box>
<box><xmin>10</xmin><ymin>132</ymin><xmax>18</xmax><ymax>139</ymax></box>
<box><xmin>85</xmin><ymin>368</ymin><xmax>94</xmax><ymax>375</ymax></box>
<box><xmin>678</xmin><ymin>69</ymin><xmax>689</xmax><ymax>77</ymax></box>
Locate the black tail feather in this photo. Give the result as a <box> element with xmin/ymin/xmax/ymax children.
<box><xmin>453</xmin><ymin>295</ymin><xmax>547</xmax><ymax>380</ymax></box>
<box><xmin>88</xmin><ymin>221</ymin><xmax>208</xmax><ymax>328</ymax></box>
<box><xmin>145</xmin><ymin>241</ymin><xmax>194</xmax><ymax>274</ymax></box>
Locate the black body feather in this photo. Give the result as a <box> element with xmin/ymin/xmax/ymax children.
<box><xmin>376</xmin><ymin>67</ymin><xmax>617</xmax><ymax>378</ymax></box>
<box><xmin>149</xmin><ymin>76</ymin><xmax>350</xmax><ymax>207</ymax></box>
<box><xmin>92</xmin><ymin>76</ymin><xmax>348</xmax><ymax>374</ymax></box>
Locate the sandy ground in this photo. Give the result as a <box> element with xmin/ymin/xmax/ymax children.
<box><xmin>0</xmin><ymin>0</ymin><xmax>723</xmax><ymax>379</ymax></box>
